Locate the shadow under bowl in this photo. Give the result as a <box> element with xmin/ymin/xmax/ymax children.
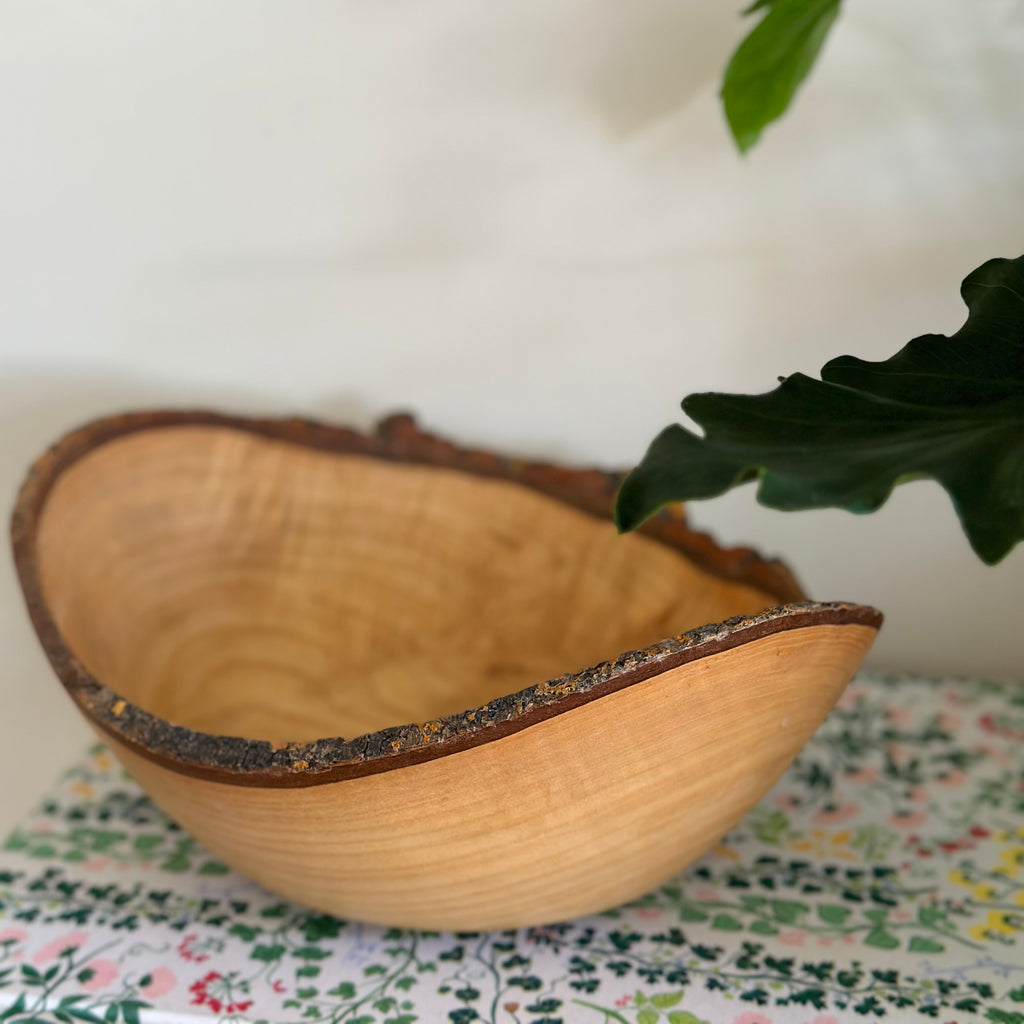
<box><xmin>11</xmin><ymin>411</ymin><xmax>881</xmax><ymax>930</ymax></box>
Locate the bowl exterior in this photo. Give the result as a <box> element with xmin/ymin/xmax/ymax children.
<box><xmin>91</xmin><ymin>622</ymin><xmax>876</xmax><ymax>930</ymax></box>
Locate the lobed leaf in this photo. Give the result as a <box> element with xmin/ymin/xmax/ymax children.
<box><xmin>615</xmin><ymin>256</ymin><xmax>1024</xmax><ymax>564</ymax></box>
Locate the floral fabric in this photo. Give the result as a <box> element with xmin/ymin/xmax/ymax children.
<box><xmin>1</xmin><ymin>672</ymin><xmax>1023</xmax><ymax>1024</ymax></box>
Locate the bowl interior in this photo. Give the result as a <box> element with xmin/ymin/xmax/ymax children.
<box><xmin>35</xmin><ymin>425</ymin><xmax>781</xmax><ymax>745</ymax></box>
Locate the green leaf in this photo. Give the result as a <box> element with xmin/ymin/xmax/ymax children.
<box><xmin>158</xmin><ymin>854</ymin><xmax>189</xmax><ymax>872</ymax></box>
<box><xmin>0</xmin><ymin>994</ymin><xmax>27</xmax><ymax>1020</ymax></box>
<box><xmin>119</xmin><ymin>1000</ymin><xmax>148</xmax><ymax>1024</ymax></box>
<box><xmin>908</xmin><ymin>936</ymin><xmax>945</xmax><ymax>953</ymax></box>
<box><xmin>638</xmin><ymin>1010</ymin><xmax>660</xmax><ymax>1024</ymax></box>
<box><xmin>616</xmin><ymin>255</ymin><xmax>1024</xmax><ymax>564</ymax></box>
<box><xmin>198</xmin><ymin>860</ymin><xmax>228</xmax><ymax>875</ymax></box>
<box><xmin>651</xmin><ymin>993</ymin><xmax>683</xmax><ymax>1008</ymax></box>
<box><xmin>65</xmin><ymin>1007</ymin><xmax>105</xmax><ymax>1023</ymax></box>
<box><xmin>328</xmin><ymin>982</ymin><xmax>357</xmax><ymax>999</ymax></box>
<box><xmin>770</xmin><ymin>899</ymin><xmax>809</xmax><ymax>925</ymax></box>
<box><xmin>721</xmin><ymin>0</ymin><xmax>841</xmax><ymax>152</ymax></box>
<box><xmin>292</xmin><ymin>945</ymin><xmax>333</xmax><ymax>960</ymax></box>
<box><xmin>250</xmin><ymin>943</ymin><xmax>287</xmax><ymax>962</ymax></box>
<box><xmin>987</xmin><ymin>1012</ymin><xmax>1024</xmax><ymax>1024</ymax></box>
<box><xmin>817</xmin><ymin>904</ymin><xmax>850</xmax><ymax>925</ymax></box>
<box><xmin>668</xmin><ymin>1014</ymin><xmax>711</xmax><ymax>1024</ymax></box>
<box><xmin>677</xmin><ymin>904</ymin><xmax>708</xmax><ymax>923</ymax></box>
<box><xmin>710</xmin><ymin>914</ymin><xmax>743</xmax><ymax>931</ymax></box>
<box><xmin>864</xmin><ymin>928</ymin><xmax>900</xmax><ymax>950</ymax></box>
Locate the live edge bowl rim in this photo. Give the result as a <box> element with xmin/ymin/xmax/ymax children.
<box><xmin>10</xmin><ymin>409</ymin><xmax>883</xmax><ymax>789</ymax></box>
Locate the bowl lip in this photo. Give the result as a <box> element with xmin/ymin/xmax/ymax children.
<box><xmin>11</xmin><ymin>408</ymin><xmax>882</xmax><ymax>789</ymax></box>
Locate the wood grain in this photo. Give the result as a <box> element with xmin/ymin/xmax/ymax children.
<box><xmin>36</xmin><ymin>425</ymin><xmax>783</xmax><ymax>744</ymax></box>
<box><xmin>104</xmin><ymin>623</ymin><xmax>877</xmax><ymax>930</ymax></box>
<box><xmin>12</xmin><ymin>412</ymin><xmax>880</xmax><ymax>927</ymax></box>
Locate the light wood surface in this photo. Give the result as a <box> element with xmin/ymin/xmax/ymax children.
<box><xmin>37</xmin><ymin>425</ymin><xmax>779</xmax><ymax>744</ymax></box>
<box><xmin>106</xmin><ymin>623</ymin><xmax>877</xmax><ymax>930</ymax></box>
<box><xmin>21</xmin><ymin>417</ymin><xmax>880</xmax><ymax>928</ymax></box>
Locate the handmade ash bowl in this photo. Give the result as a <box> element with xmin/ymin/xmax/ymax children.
<box><xmin>11</xmin><ymin>411</ymin><xmax>881</xmax><ymax>930</ymax></box>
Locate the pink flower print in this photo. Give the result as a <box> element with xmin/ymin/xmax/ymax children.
<box><xmin>811</xmin><ymin>803</ymin><xmax>860</xmax><ymax>825</ymax></box>
<box><xmin>938</xmin><ymin>769</ymin><xmax>967</xmax><ymax>788</ymax></box>
<box><xmin>887</xmin><ymin>742</ymin><xmax>912</xmax><ymax>767</ymax></box>
<box><xmin>937</xmin><ymin>712</ymin><xmax>961</xmax><ymax>732</ymax></box>
<box><xmin>778</xmin><ymin>930</ymin><xmax>807</xmax><ymax>947</ymax></box>
<box><xmin>0</xmin><ymin>928</ymin><xmax>27</xmax><ymax>946</ymax></box>
<box><xmin>837</xmin><ymin>686</ymin><xmax>865</xmax><ymax>710</ymax></box>
<box><xmin>635</xmin><ymin>908</ymin><xmax>662</xmax><ymax>919</ymax></box>
<box><xmin>888</xmin><ymin>810</ymin><xmax>928</xmax><ymax>829</ymax></box>
<box><xmin>844</xmin><ymin>767</ymin><xmax>879</xmax><ymax>784</ymax></box>
<box><xmin>615</xmin><ymin>994</ymin><xmax>632</xmax><ymax>1008</ymax></box>
<box><xmin>976</xmin><ymin>743</ymin><xmax>1014</xmax><ymax>768</ymax></box>
<box><xmin>808</xmin><ymin>1017</ymin><xmax>842</xmax><ymax>1024</ymax></box>
<box><xmin>773</xmin><ymin>793</ymin><xmax>799</xmax><ymax>809</ymax></box>
<box><xmin>32</xmin><ymin>931</ymin><xmax>89</xmax><ymax>964</ymax></box>
<box><xmin>139</xmin><ymin>966</ymin><xmax>176</xmax><ymax>999</ymax></box>
<box><xmin>80</xmin><ymin>959</ymin><xmax>119</xmax><ymax>992</ymax></box>
<box><xmin>886</xmin><ymin>706</ymin><xmax>914</xmax><ymax>726</ymax></box>
<box><xmin>733</xmin><ymin>1013</ymin><xmax>773</xmax><ymax>1024</ymax></box>
<box><xmin>30</xmin><ymin>822</ymin><xmax>52</xmax><ymax>833</ymax></box>
<box><xmin>892</xmin><ymin>908</ymin><xmax>911</xmax><ymax>922</ymax></box>
<box><xmin>817</xmin><ymin>937</ymin><xmax>833</xmax><ymax>946</ymax></box>
<box><xmin>695</xmin><ymin>886</ymin><xmax>719</xmax><ymax>901</ymax></box>
<box><xmin>909</xmin><ymin>787</ymin><xmax>930</xmax><ymax>804</ymax></box>
<box><xmin>82</xmin><ymin>857</ymin><xmax>111</xmax><ymax>872</ymax></box>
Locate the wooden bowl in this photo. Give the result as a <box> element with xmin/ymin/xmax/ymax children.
<box><xmin>11</xmin><ymin>411</ymin><xmax>881</xmax><ymax>930</ymax></box>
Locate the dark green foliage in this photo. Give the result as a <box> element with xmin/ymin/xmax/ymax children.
<box><xmin>616</xmin><ymin>256</ymin><xmax>1024</xmax><ymax>564</ymax></box>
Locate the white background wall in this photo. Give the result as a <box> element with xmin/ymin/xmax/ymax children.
<box><xmin>2</xmin><ymin>0</ymin><xmax>1023</xmax><ymax>828</ymax></box>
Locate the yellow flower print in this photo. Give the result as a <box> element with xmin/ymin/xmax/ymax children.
<box><xmin>994</xmin><ymin>845</ymin><xmax>1024</xmax><ymax>879</ymax></box>
<box><xmin>969</xmin><ymin>909</ymin><xmax>1023</xmax><ymax>942</ymax></box>
<box><xmin>788</xmin><ymin>829</ymin><xmax>859</xmax><ymax>862</ymax></box>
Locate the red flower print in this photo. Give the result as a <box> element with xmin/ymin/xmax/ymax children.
<box><xmin>177</xmin><ymin>934</ymin><xmax>209</xmax><ymax>963</ymax></box>
<box><xmin>979</xmin><ymin>712</ymin><xmax>1024</xmax><ymax>742</ymax></box>
<box><xmin>190</xmin><ymin>970</ymin><xmax>253</xmax><ymax>1016</ymax></box>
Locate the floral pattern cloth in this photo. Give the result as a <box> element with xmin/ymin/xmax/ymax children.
<box><xmin>1</xmin><ymin>671</ymin><xmax>1023</xmax><ymax>1024</ymax></box>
